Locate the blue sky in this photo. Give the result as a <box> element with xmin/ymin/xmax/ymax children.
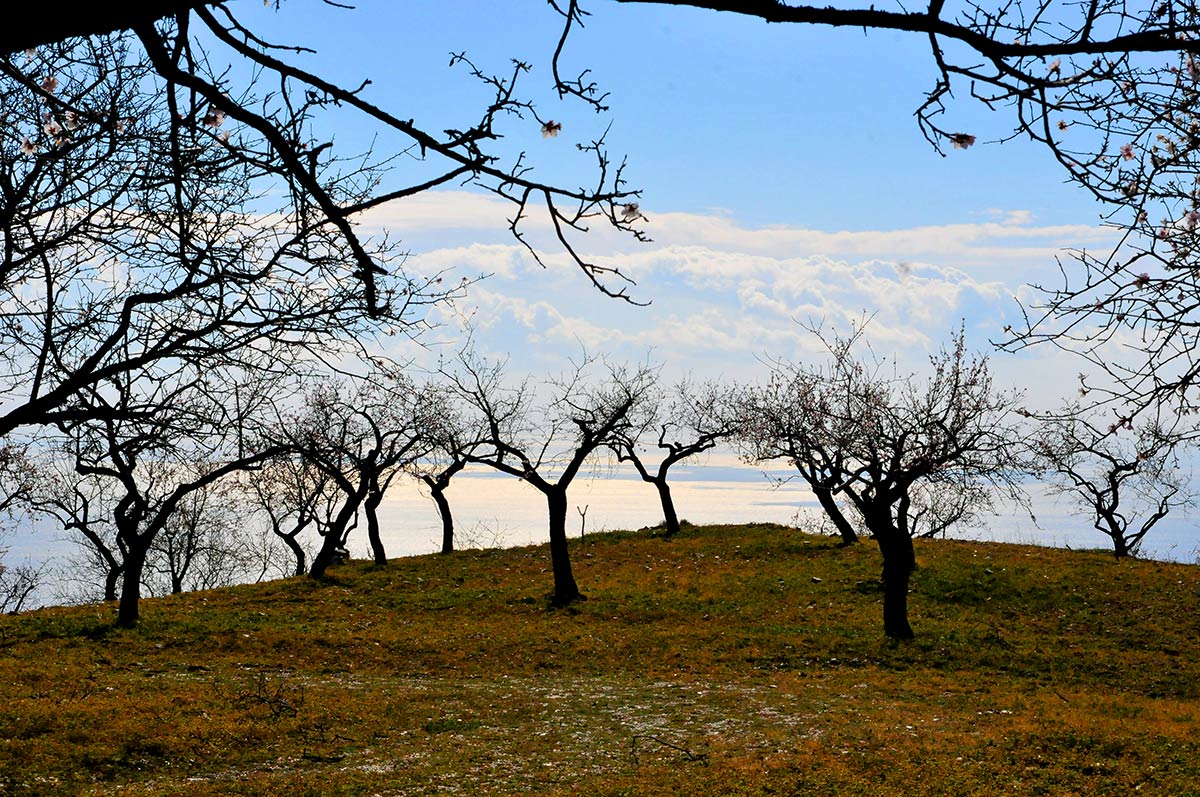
<box><xmin>233</xmin><ymin>0</ymin><xmax>1113</xmax><ymax>403</ymax></box>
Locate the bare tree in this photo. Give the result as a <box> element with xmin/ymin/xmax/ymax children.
<box><xmin>280</xmin><ymin>368</ymin><xmax>440</xmax><ymax>578</ymax></box>
<box><xmin>448</xmin><ymin>353</ymin><xmax>655</xmax><ymax>606</ymax></box>
<box><xmin>53</xmin><ymin>358</ymin><xmax>288</xmax><ymax>626</ymax></box>
<box><xmin>610</xmin><ymin>378</ymin><xmax>738</xmax><ymax>538</ymax></box>
<box><xmin>735</xmin><ymin>366</ymin><xmax>862</xmax><ymax>546</ymax></box>
<box><xmin>0</xmin><ymin>32</ymin><xmax>465</xmax><ymax>623</ymax></box>
<box><xmin>143</xmin><ymin>464</ymin><xmax>259</xmax><ymax>595</ymax></box>
<box><xmin>245</xmin><ymin>454</ymin><xmax>334</xmax><ymax>577</ymax></box>
<box><xmin>743</xmin><ymin>327</ymin><xmax>1025</xmax><ymax>638</ymax></box>
<box><xmin>1033</xmin><ymin>405</ymin><xmax>1191</xmax><ymax>558</ymax></box>
<box><xmin>412</xmin><ymin>397</ymin><xmax>480</xmax><ymax>555</ymax></box>
<box><xmin>28</xmin><ymin>450</ymin><xmax>126</xmax><ymax>603</ymax></box>
<box><xmin>0</xmin><ymin>442</ymin><xmax>39</xmax><ymax>612</ymax></box>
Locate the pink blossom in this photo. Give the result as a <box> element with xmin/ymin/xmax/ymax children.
<box><xmin>40</xmin><ymin>75</ymin><xmax>58</xmax><ymax>93</ymax></box>
<box><xmin>1057</xmin><ymin>120</ymin><xmax>1069</xmax><ymax>131</ymax></box>
<box><xmin>19</xmin><ymin>137</ymin><xmax>37</xmax><ymax>155</ymax></box>
<box><xmin>541</xmin><ymin>120</ymin><xmax>562</xmax><ymax>138</ymax></box>
<box><xmin>203</xmin><ymin>109</ymin><xmax>226</xmax><ymax>128</ymax></box>
<box><xmin>1120</xmin><ymin>143</ymin><xmax>1135</xmax><ymax>160</ymax></box>
<box><xmin>950</xmin><ymin>132</ymin><xmax>976</xmax><ymax>150</ymax></box>
<box><xmin>1047</xmin><ymin>59</ymin><xmax>1062</xmax><ymax>75</ymax></box>
<box><xmin>621</xmin><ymin>203</ymin><xmax>643</xmax><ymax>222</ymax></box>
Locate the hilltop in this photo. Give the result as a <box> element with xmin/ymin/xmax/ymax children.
<box><xmin>1</xmin><ymin>523</ymin><xmax>1198</xmax><ymax>796</ymax></box>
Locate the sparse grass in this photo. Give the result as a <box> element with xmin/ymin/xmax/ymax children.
<box><xmin>1</xmin><ymin>523</ymin><xmax>1198</xmax><ymax>796</ymax></box>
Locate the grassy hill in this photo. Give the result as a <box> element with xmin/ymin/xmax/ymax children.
<box><xmin>1</xmin><ymin>523</ymin><xmax>1198</xmax><ymax>796</ymax></box>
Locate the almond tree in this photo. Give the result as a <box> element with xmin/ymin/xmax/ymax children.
<box><xmin>143</xmin><ymin>465</ymin><xmax>261</xmax><ymax>595</ymax></box>
<box><xmin>0</xmin><ymin>33</ymin><xmax>454</xmax><ymax>621</ymax></box>
<box><xmin>245</xmin><ymin>455</ymin><xmax>334</xmax><ymax>577</ymax></box>
<box><xmin>1034</xmin><ymin>406</ymin><xmax>1191</xmax><ymax>558</ymax></box>
<box><xmin>413</xmin><ymin>400</ymin><xmax>480</xmax><ymax>555</ymax></box>
<box><xmin>448</xmin><ymin>353</ymin><xmax>655</xmax><ymax>605</ymax></box>
<box><xmin>51</xmin><ymin>359</ymin><xmax>286</xmax><ymax>626</ymax></box>
<box><xmin>610</xmin><ymin>378</ymin><xmax>739</xmax><ymax>538</ymax></box>
<box><xmin>735</xmin><ymin>366</ymin><xmax>861</xmax><ymax>547</ymax></box>
<box><xmin>281</xmin><ymin>369</ymin><xmax>441</xmax><ymax>578</ymax></box>
<box><xmin>744</xmin><ymin>327</ymin><xmax>1026</xmax><ymax>638</ymax></box>
<box><xmin>0</xmin><ymin>443</ymin><xmax>39</xmax><ymax>612</ymax></box>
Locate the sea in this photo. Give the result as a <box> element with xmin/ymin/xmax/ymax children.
<box><xmin>5</xmin><ymin>453</ymin><xmax>1197</xmax><ymax>609</ymax></box>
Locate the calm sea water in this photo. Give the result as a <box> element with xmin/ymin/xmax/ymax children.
<box><xmin>370</xmin><ymin>456</ymin><xmax>1199</xmax><ymax>564</ymax></box>
<box><xmin>7</xmin><ymin>455</ymin><xmax>1197</xmax><ymax>609</ymax></box>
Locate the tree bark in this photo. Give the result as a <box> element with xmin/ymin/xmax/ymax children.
<box><xmin>282</xmin><ymin>533</ymin><xmax>307</xmax><ymax>577</ymax></box>
<box><xmin>545</xmin><ymin>487</ymin><xmax>581</xmax><ymax>606</ymax></box>
<box><xmin>116</xmin><ymin>538</ymin><xmax>149</xmax><ymax>628</ymax></box>
<box><xmin>103</xmin><ymin>562</ymin><xmax>122</xmax><ymax>603</ymax></box>
<box><xmin>813</xmin><ymin>484</ymin><xmax>858</xmax><ymax>545</ymax></box>
<box><xmin>309</xmin><ymin>493</ymin><xmax>360</xmax><ymax>579</ymax></box>
<box><xmin>653</xmin><ymin>478</ymin><xmax>680</xmax><ymax>537</ymax></box>
<box><xmin>364</xmin><ymin>484</ymin><xmax>387</xmax><ymax>566</ymax></box>
<box><xmin>2</xmin><ymin>2</ymin><xmax>224</xmax><ymax>54</ymax></box>
<box><xmin>873</xmin><ymin>525</ymin><xmax>916</xmax><ymax>640</ymax></box>
<box><xmin>429</xmin><ymin>481</ymin><xmax>455</xmax><ymax>554</ymax></box>
<box><xmin>1100</xmin><ymin>515</ymin><xmax>1130</xmax><ymax>558</ymax></box>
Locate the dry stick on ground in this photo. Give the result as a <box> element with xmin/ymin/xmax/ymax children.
<box><xmin>630</xmin><ymin>733</ymin><xmax>709</xmax><ymax>765</ymax></box>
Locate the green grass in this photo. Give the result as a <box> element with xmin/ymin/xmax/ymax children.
<box><xmin>1</xmin><ymin>523</ymin><xmax>1198</xmax><ymax>795</ymax></box>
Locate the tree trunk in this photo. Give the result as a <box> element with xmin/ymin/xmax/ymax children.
<box><xmin>116</xmin><ymin>539</ymin><xmax>149</xmax><ymax>628</ymax></box>
<box><xmin>813</xmin><ymin>484</ymin><xmax>858</xmax><ymax>545</ymax></box>
<box><xmin>654</xmin><ymin>478</ymin><xmax>680</xmax><ymax>537</ymax></box>
<box><xmin>309</xmin><ymin>493</ymin><xmax>360</xmax><ymax>579</ymax></box>
<box><xmin>873</xmin><ymin>525</ymin><xmax>916</xmax><ymax>640</ymax></box>
<box><xmin>430</xmin><ymin>481</ymin><xmax>455</xmax><ymax>554</ymax></box>
<box><xmin>1100</xmin><ymin>515</ymin><xmax>1130</xmax><ymax>559</ymax></box>
<box><xmin>546</xmin><ymin>487</ymin><xmax>581</xmax><ymax>606</ymax></box>
<box><xmin>282</xmin><ymin>533</ymin><xmax>307</xmax><ymax>577</ymax></box>
<box><xmin>103</xmin><ymin>563</ymin><xmax>122</xmax><ymax>603</ymax></box>
<box><xmin>364</xmin><ymin>485</ymin><xmax>387</xmax><ymax>566</ymax></box>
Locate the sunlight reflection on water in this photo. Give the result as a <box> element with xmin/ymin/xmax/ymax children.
<box><xmin>374</xmin><ymin>464</ymin><xmax>1198</xmax><ymax>564</ymax></box>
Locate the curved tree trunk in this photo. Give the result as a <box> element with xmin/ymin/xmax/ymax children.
<box><xmin>309</xmin><ymin>493</ymin><xmax>360</xmax><ymax>579</ymax></box>
<box><xmin>103</xmin><ymin>562</ymin><xmax>122</xmax><ymax>603</ymax></box>
<box><xmin>430</xmin><ymin>481</ymin><xmax>455</xmax><ymax>554</ymax></box>
<box><xmin>364</xmin><ymin>484</ymin><xmax>387</xmax><ymax>566</ymax></box>
<box><xmin>653</xmin><ymin>478</ymin><xmax>680</xmax><ymax>538</ymax></box>
<box><xmin>545</xmin><ymin>487</ymin><xmax>581</xmax><ymax>606</ymax></box>
<box><xmin>813</xmin><ymin>484</ymin><xmax>858</xmax><ymax>545</ymax></box>
<box><xmin>282</xmin><ymin>533</ymin><xmax>307</xmax><ymax>576</ymax></box>
<box><xmin>1100</xmin><ymin>515</ymin><xmax>1131</xmax><ymax>559</ymax></box>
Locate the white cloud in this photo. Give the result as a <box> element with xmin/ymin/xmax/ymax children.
<box><xmin>364</xmin><ymin>189</ymin><xmax>1113</xmax><ymax>399</ymax></box>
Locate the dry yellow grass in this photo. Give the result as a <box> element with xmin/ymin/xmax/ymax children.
<box><xmin>1</xmin><ymin>523</ymin><xmax>1197</xmax><ymax>795</ymax></box>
